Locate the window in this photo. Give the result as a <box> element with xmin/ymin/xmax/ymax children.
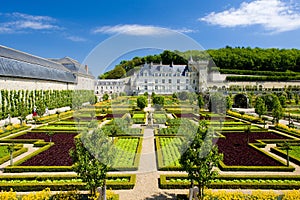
<box><xmin>155</xmin><ymin>79</ymin><xmax>158</xmax><ymax>84</ymax></box>
<box><xmin>186</xmin><ymin>85</ymin><xmax>188</xmax><ymax>90</ymax></box>
<box><xmin>162</xmin><ymin>79</ymin><xmax>165</xmax><ymax>84</ymax></box>
<box><xmin>193</xmin><ymin>80</ymin><xmax>196</xmax><ymax>84</ymax></box>
<box><xmin>177</xmin><ymin>79</ymin><xmax>180</xmax><ymax>84</ymax></box>
<box><xmin>186</xmin><ymin>79</ymin><xmax>189</xmax><ymax>84</ymax></box>
<box><xmin>145</xmin><ymin>79</ymin><xmax>148</xmax><ymax>83</ymax></box>
<box><xmin>177</xmin><ymin>86</ymin><xmax>180</xmax><ymax>90</ymax></box>
<box><xmin>155</xmin><ymin>86</ymin><xmax>158</xmax><ymax>90</ymax></box>
<box><xmin>144</xmin><ymin>86</ymin><xmax>148</xmax><ymax>90</ymax></box>
<box><xmin>169</xmin><ymin>79</ymin><xmax>172</xmax><ymax>84</ymax></box>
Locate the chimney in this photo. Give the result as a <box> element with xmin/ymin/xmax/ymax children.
<box><xmin>85</xmin><ymin>65</ymin><xmax>88</xmax><ymax>74</ymax></box>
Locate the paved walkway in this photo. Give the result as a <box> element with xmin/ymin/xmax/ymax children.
<box><xmin>113</xmin><ymin>127</ymin><xmax>187</xmax><ymax>200</ymax></box>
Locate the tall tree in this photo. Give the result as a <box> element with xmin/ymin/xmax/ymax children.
<box><xmin>255</xmin><ymin>96</ymin><xmax>267</xmax><ymax>118</ymax></box>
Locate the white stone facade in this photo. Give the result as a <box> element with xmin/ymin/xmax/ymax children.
<box><xmin>95</xmin><ymin>58</ymin><xmax>211</xmax><ymax>96</ymax></box>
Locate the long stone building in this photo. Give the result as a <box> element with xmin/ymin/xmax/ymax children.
<box><xmin>95</xmin><ymin>57</ymin><xmax>219</xmax><ymax>99</ymax></box>
<box><xmin>0</xmin><ymin>45</ymin><xmax>95</xmax><ymax>91</ymax></box>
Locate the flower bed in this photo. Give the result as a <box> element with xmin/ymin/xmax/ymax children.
<box><xmin>13</xmin><ymin>133</ymin><xmax>76</xmax><ymax>166</ymax></box>
<box><xmin>217</xmin><ymin>131</ymin><xmax>289</xmax><ymax>166</ymax></box>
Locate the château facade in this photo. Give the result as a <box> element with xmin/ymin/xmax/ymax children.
<box><xmin>95</xmin><ymin>57</ymin><xmax>211</xmax><ymax>99</ymax></box>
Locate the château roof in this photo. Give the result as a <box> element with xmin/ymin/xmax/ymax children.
<box><xmin>139</xmin><ymin>62</ymin><xmax>189</xmax><ymax>76</ymax></box>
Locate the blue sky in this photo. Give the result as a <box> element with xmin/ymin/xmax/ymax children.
<box><xmin>1</xmin><ymin>0</ymin><xmax>300</xmax><ymax>75</ymax></box>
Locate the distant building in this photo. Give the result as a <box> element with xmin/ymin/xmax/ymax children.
<box><xmin>95</xmin><ymin>57</ymin><xmax>212</xmax><ymax>97</ymax></box>
<box><xmin>0</xmin><ymin>45</ymin><xmax>95</xmax><ymax>90</ymax></box>
<box><xmin>95</xmin><ymin>78</ymin><xmax>130</xmax><ymax>100</ymax></box>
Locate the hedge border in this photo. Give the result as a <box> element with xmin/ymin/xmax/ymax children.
<box><xmin>0</xmin><ymin>147</ymin><xmax>28</xmax><ymax>165</ymax></box>
<box><xmin>110</xmin><ymin>137</ymin><xmax>143</xmax><ymax>171</ymax></box>
<box><xmin>0</xmin><ymin>174</ymin><xmax>136</xmax><ymax>191</ymax></box>
<box><xmin>159</xmin><ymin>174</ymin><xmax>300</xmax><ymax>190</ymax></box>
<box><xmin>271</xmin><ymin>146</ymin><xmax>300</xmax><ymax>166</ymax></box>
<box><xmin>219</xmin><ymin>143</ymin><xmax>295</xmax><ymax>172</ymax></box>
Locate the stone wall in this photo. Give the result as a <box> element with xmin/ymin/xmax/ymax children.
<box><xmin>0</xmin><ymin>76</ymin><xmax>75</xmax><ymax>90</ymax></box>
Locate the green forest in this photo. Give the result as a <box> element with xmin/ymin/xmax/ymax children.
<box><xmin>99</xmin><ymin>46</ymin><xmax>300</xmax><ymax>79</ymax></box>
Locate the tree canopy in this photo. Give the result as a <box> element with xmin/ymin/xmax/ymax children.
<box><xmin>98</xmin><ymin>47</ymin><xmax>300</xmax><ymax>79</ymax></box>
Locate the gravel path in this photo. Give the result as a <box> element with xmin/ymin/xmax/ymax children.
<box><xmin>114</xmin><ymin>127</ymin><xmax>187</xmax><ymax>200</ymax></box>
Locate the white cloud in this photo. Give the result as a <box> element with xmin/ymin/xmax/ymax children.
<box><xmin>93</xmin><ymin>24</ymin><xmax>195</xmax><ymax>36</ymax></box>
<box><xmin>0</xmin><ymin>12</ymin><xmax>59</xmax><ymax>33</ymax></box>
<box><xmin>66</xmin><ymin>36</ymin><xmax>87</xmax><ymax>42</ymax></box>
<box><xmin>200</xmin><ymin>0</ymin><xmax>300</xmax><ymax>33</ymax></box>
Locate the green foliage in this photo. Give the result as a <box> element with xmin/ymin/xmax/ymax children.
<box><xmin>255</xmin><ymin>96</ymin><xmax>267</xmax><ymax>118</ymax></box>
<box><xmin>180</xmin><ymin>128</ymin><xmax>223</xmax><ymax>199</ymax></box>
<box><xmin>137</xmin><ymin>96</ymin><xmax>147</xmax><ymax>110</ymax></box>
<box><xmin>102</xmin><ymin>93</ymin><xmax>109</xmax><ymax>101</ymax></box>
<box><xmin>272</xmin><ymin>96</ymin><xmax>283</xmax><ymax>123</ymax></box>
<box><xmin>152</xmin><ymin>96</ymin><xmax>164</xmax><ymax>110</ymax></box>
<box><xmin>70</xmin><ymin>129</ymin><xmax>115</xmax><ymax>195</ymax></box>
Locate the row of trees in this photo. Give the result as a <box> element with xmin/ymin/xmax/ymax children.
<box><xmin>0</xmin><ymin>90</ymin><xmax>96</xmax><ymax>120</ymax></box>
<box><xmin>208</xmin><ymin>46</ymin><xmax>300</xmax><ymax>72</ymax></box>
<box><xmin>100</xmin><ymin>47</ymin><xmax>300</xmax><ymax>79</ymax></box>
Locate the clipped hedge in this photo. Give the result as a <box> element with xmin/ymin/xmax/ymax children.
<box><xmin>271</xmin><ymin>147</ymin><xmax>300</xmax><ymax>166</ymax></box>
<box><xmin>0</xmin><ymin>125</ymin><xmax>31</xmax><ymax>139</ymax></box>
<box><xmin>227</xmin><ymin>110</ymin><xmax>263</xmax><ymax>124</ymax></box>
<box><xmin>0</xmin><ymin>174</ymin><xmax>136</xmax><ymax>191</ymax></box>
<box><xmin>0</xmin><ymin>147</ymin><xmax>28</xmax><ymax>165</ymax></box>
<box><xmin>4</xmin><ymin>166</ymin><xmax>73</xmax><ymax>173</ymax></box>
<box><xmin>160</xmin><ymin>174</ymin><xmax>300</xmax><ymax>190</ymax></box>
<box><xmin>219</xmin><ymin>143</ymin><xmax>295</xmax><ymax>172</ymax></box>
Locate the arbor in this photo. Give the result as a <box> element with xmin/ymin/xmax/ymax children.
<box><xmin>152</xmin><ymin>96</ymin><xmax>164</xmax><ymax>110</ymax></box>
<box><xmin>180</xmin><ymin>128</ymin><xmax>223</xmax><ymax>199</ymax></box>
<box><xmin>70</xmin><ymin>128</ymin><xmax>115</xmax><ymax>197</ymax></box>
<box><xmin>255</xmin><ymin>96</ymin><xmax>267</xmax><ymax>118</ymax></box>
<box><xmin>137</xmin><ymin>96</ymin><xmax>147</xmax><ymax>110</ymax></box>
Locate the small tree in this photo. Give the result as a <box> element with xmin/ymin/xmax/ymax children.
<box><xmin>282</xmin><ymin>141</ymin><xmax>291</xmax><ymax>167</ymax></box>
<box><xmin>255</xmin><ymin>96</ymin><xmax>267</xmax><ymax>118</ymax></box>
<box><xmin>46</xmin><ymin>130</ymin><xmax>55</xmax><ymax>143</ymax></box>
<box><xmin>244</xmin><ymin>125</ymin><xmax>251</xmax><ymax>143</ymax></box>
<box><xmin>102</xmin><ymin>94</ymin><xmax>109</xmax><ymax>101</ymax></box>
<box><xmin>137</xmin><ymin>96</ymin><xmax>148</xmax><ymax>110</ymax></box>
<box><xmin>272</xmin><ymin>96</ymin><xmax>283</xmax><ymax>124</ymax></box>
<box><xmin>226</xmin><ymin>96</ymin><xmax>233</xmax><ymax>110</ymax></box>
<box><xmin>198</xmin><ymin>95</ymin><xmax>205</xmax><ymax>110</ymax></box>
<box><xmin>70</xmin><ymin>129</ymin><xmax>115</xmax><ymax>197</ymax></box>
<box><xmin>180</xmin><ymin>128</ymin><xmax>223</xmax><ymax>199</ymax></box>
<box><xmin>152</xmin><ymin>96</ymin><xmax>164</xmax><ymax>110</ymax></box>
<box><xmin>7</xmin><ymin>143</ymin><xmax>15</xmax><ymax>166</ymax></box>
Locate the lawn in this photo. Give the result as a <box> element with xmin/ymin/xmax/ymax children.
<box><xmin>0</xmin><ymin>146</ymin><xmax>9</xmax><ymax>158</ymax></box>
<box><xmin>289</xmin><ymin>146</ymin><xmax>300</xmax><ymax>160</ymax></box>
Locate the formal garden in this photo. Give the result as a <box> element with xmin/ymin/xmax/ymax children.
<box><xmin>0</xmin><ymin>90</ymin><xmax>300</xmax><ymax>199</ymax></box>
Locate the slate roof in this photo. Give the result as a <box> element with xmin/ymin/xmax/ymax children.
<box><xmin>50</xmin><ymin>57</ymin><xmax>94</xmax><ymax>78</ymax></box>
<box><xmin>0</xmin><ymin>45</ymin><xmax>94</xmax><ymax>83</ymax></box>
<box><xmin>139</xmin><ymin>63</ymin><xmax>189</xmax><ymax>76</ymax></box>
